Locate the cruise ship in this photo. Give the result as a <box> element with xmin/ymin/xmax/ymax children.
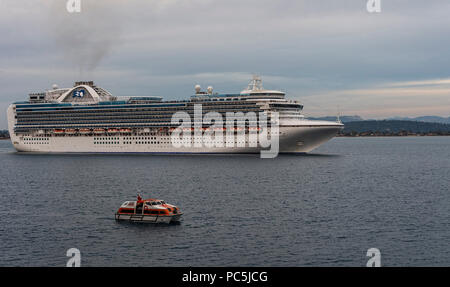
<box><xmin>7</xmin><ymin>76</ymin><xmax>343</xmax><ymax>154</ymax></box>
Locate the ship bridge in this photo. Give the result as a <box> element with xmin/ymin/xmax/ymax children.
<box><xmin>239</xmin><ymin>75</ymin><xmax>285</xmax><ymax>100</ymax></box>
<box><xmin>191</xmin><ymin>75</ymin><xmax>286</xmax><ymax>101</ymax></box>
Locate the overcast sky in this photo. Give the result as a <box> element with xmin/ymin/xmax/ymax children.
<box><xmin>1</xmin><ymin>0</ymin><xmax>450</xmax><ymax>128</ymax></box>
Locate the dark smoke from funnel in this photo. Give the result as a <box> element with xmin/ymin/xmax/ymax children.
<box><xmin>47</xmin><ymin>0</ymin><xmax>123</xmax><ymax>79</ymax></box>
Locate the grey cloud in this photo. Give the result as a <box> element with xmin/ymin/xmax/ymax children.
<box><xmin>0</xmin><ymin>0</ymin><xmax>450</xmax><ymax>129</ymax></box>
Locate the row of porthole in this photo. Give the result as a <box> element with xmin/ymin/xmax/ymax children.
<box><xmin>94</xmin><ymin>137</ymin><xmax>120</xmax><ymax>140</ymax></box>
<box><xmin>93</xmin><ymin>142</ymin><xmax>165</xmax><ymax>145</ymax></box>
<box><xmin>24</xmin><ymin>138</ymin><xmax>49</xmax><ymax>141</ymax></box>
<box><xmin>138</xmin><ymin>142</ymin><xmax>161</xmax><ymax>145</ymax></box>
<box><xmin>124</xmin><ymin>137</ymin><xmax>158</xmax><ymax>140</ymax></box>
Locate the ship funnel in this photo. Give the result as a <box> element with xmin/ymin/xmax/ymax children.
<box><xmin>74</xmin><ymin>81</ymin><xmax>94</xmax><ymax>87</ymax></box>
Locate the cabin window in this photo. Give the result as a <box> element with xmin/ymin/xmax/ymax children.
<box><xmin>119</xmin><ymin>209</ymin><xmax>134</xmax><ymax>214</ymax></box>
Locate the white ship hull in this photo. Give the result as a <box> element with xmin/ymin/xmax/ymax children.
<box><xmin>8</xmin><ymin>103</ymin><xmax>341</xmax><ymax>155</ymax></box>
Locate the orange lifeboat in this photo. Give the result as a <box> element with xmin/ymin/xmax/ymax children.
<box><xmin>93</xmin><ymin>128</ymin><xmax>105</xmax><ymax>134</ymax></box>
<box><xmin>53</xmin><ymin>129</ymin><xmax>65</xmax><ymax>134</ymax></box>
<box><xmin>115</xmin><ymin>195</ymin><xmax>182</xmax><ymax>224</ymax></box>
<box><xmin>120</xmin><ymin>128</ymin><xmax>132</xmax><ymax>133</ymax></box>
<box><xmin>107</xmin><ymin>128</ymin><xmax>118</xmax><ymax>134</ymax></box>
<box><xmin>79</xmin><ymin>128</ymin><xmax>91</xmax><ymax>134</ymax></box>
<box><xmin>65</xmin><ymin>128</ymin><xmax>77</xmax><ymax>134</ymax></box>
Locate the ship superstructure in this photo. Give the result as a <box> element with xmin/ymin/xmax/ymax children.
<box><xmin>7</xmin><ymin>76</ymin><xmax>343</xmax><ymax>154</ymax></box>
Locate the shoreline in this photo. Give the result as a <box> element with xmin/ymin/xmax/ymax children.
<box><xmin>337</xmin><ymin>133</ymin><xmax>449</xmax><ymax>137</ymax></box>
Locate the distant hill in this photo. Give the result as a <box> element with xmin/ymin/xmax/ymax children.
<box><xmin>387</xmin><ymin>116</ymin><xmax>450</xmax><ymax>124</ymax></box>
<box><xmin>341</xmin><ymin>120</ymin><xmax>450</xmax><ymax>134</ymax></box>
<box><xmin>309</xmin><ymin>115</ymin><xmax>450</xmax><ymax>124</ymax></box>
<box><xmin>307</xmin><ymin>115</ymin><xmax>363</xmax><ymax>123</ymax></box>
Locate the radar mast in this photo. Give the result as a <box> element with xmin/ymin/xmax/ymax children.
<box><xmin>247</xmin><ymin>75</ymin><xmax>264</xmax><ymax>91</ymax></box>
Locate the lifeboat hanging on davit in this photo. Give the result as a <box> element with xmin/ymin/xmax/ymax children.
<box><xmin>115</xmin><ymin>195</ymin><xmax>182</xmax><ymax>224</ymax></box>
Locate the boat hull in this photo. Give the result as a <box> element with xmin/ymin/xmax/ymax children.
<box><xmin>8</xmin><ymin>124</ymin><xmax>343</xmax><ymax>154</ymax></box>
<box><xmin>115</xmin><ymin>213</ymin><xmax>182</xmax><ymax>224</ymax></box>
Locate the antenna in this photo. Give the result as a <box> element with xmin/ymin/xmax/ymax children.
<box><xmin>336</xmin><ymin>105</ymin><xmax>342</xmax><ymax>123</ymax></box>
<box><xmin>247</xmin><ymin>75</ymin><xmax>263</xmax><ymax>91</ymax></box>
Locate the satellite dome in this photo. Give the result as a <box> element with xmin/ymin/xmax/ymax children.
<box><xmin>195</xmin><ymin>84</ymin><xmax>201</xmax><ymax>93</ymax></box>
<box><xmin>52</xmin><ymin>84</ymin><xmax>58</xmax><ymax>90</ymax></box>
<box><xmin>207</xmin><ymin>86</ymin><xmax>213</xmax><ymax>94</ymax></box>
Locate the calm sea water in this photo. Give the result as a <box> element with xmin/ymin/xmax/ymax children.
<box><xmin>0</xmin><ymin>137</ymin><xmax>448</xmax><ymax>266</ymax></box>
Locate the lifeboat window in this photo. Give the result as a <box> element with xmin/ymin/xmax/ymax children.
<box><xmin>119</xmin><ymin>209</ymin><xmax>134</xmax><ymax>214</ymax></box>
